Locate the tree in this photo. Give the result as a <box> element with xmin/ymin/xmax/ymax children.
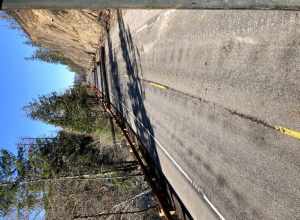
<box><xmin>0</xmin><ymin>150</ymin><xmax>17</xmax><ymax>217</ymax></box>
<box><xmin>0</xmin><ymin>131</ymin><xmax>142</xmax><ymax>218</ymax></box>
<box><xmin>24</xmin><ymin>84</ymin><xmax>108</xmax><ymax>133</ymax></box>
<box><xmin>0</xmin><ymin>149</ymin><xmax>44</xmax><ymax>218</ymax></box>
<box><xmin>25</xmin><ymin>47</ymin><xmax>85</xmax><ymax>74</ymax></box>
<box><xmin>0</xmin><ymin>150</ymin><xmax>16</xmax><ymax>183</ymax></box>
<box><xmin>18</xmin><ymin>131</ymin><xmax>138</xmax><ymax>179</ymax></box>
<box><xmin>0</xmin><ymin>183</ymin><xmax>17</xmax><ymax>217</ymax></box>
<box><xmin>26</xmin><ymin>48</ymin><xmax>65</xmax><ymax>64</ymax></box>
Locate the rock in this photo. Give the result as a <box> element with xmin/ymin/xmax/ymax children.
<box><xmin>10</xmin><ymin>9</ymin><xmax>110</xmax><ymax>75</ymax></box>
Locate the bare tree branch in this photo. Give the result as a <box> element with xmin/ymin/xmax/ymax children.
<box><xmin>73</xmin><ymin>205</ymin><xmax>158</xmax><ymax>219</ymax></box>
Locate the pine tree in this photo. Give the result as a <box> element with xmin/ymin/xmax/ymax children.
<box><xmin>25</xmin><ymin>47</ymin><xmax>85</xmax><ymax>74</ymax></box>
<box><xmin>24</xmin><ymin>85</ymin><xmax>107</xmax><ymax>133</ymax></box>
<box><xmin>0</xmin><ymin>131</ymin><xmax>140</xmax><ymax>218</ymax></box>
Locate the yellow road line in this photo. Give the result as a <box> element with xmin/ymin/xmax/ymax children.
<box><xmin>133</xmin><ymin>77</ymin><xmax>300</xmax><ymax>141</ymax></box>
<box><xmin>275</xmin><ymin>126</ymin><xmax>300</xmax><ymax>140</ymax></box>
<box><xmin>149</xmin><ymin>82</ymin><xmax>167</xmax><ymax>90</ymax></box>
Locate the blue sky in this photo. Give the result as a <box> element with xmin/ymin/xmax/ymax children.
<box><xmin>0</xmin><ymin>16</ymin><xmax>74</xmax><ymax>154</ymax></box>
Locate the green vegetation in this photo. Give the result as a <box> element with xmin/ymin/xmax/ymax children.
<box><xmin>0</xmin><ymin>10</ymin><xmax>159</xmax><ymax>219</ymax></box>
<box><xmin>1</xmin><ymin>84</ymin><xmax>159</xmax><ymax>219</ymax></box>
<box><xmin>0</xmin><ymin>132</ymin><xmax>141</xmax><ymax>217</ymax></box>
<box><xmin>24</xmin><ymin>84</ymin><xmax>108</xmax><ymax>134</ymax></box>
<box><xmin>26</xmin><ymin>47</ymin><xmax>85</xmax><ymax>74</ymax></box>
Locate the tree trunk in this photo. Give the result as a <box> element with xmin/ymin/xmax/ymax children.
<box><xmin>73</xmin><ymin>205</ymin><xmax>158</xmax><ymax>219</ymax></box>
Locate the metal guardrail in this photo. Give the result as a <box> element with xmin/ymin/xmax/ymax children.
<box><xmin>88</xmin><ymin>85</ymin><xmax>177</xmax><ymax>220</ymax></box>
<box><xmin>1</xmin><ymin>0</ymin><xmax>300</xmax><ymax>10</ymax></box>
<box><xmin>86</xmin><ymin>45</ymin><xmax>196</xmax><ymax>220</ymax></box>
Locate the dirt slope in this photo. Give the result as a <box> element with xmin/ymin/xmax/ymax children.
<box><xmin>10</xmin><ymin>9</ymin><xmax>110</xmax><ymax>75</ymax></box>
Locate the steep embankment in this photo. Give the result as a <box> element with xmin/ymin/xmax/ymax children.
<box><xmin>10</xmin><ymin>9</ymin><xmax>110</xmax><ymax>75</ymax></box>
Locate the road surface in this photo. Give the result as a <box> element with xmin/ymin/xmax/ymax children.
<box><xmin>93</xmin><ymin>10</ymin><xmax>300</xmax><ymax>220</ymax></box>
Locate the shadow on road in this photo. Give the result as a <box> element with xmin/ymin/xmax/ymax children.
<box><xmin>100</xmin><ymin>10</ymin><xmax>193</xmax><ymax>220</ymax></box>
<box><xmin>115</xmin><ymin>10</ymin><xmax>160</xmax><ymax>169</ymax></box>
<box><xmin>105</xmin><ymin>10</ymin><xmax>160</xmax><ymax>170</ymax></box>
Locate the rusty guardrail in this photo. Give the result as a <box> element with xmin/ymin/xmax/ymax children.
<box><xmin>88</xmin><ymin>84</ymin><xmax>178</xmax><ymax>220</ymax></box>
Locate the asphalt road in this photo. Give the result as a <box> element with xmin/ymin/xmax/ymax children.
<box><xmin>95</xmin><ymin>10</ymin><xmax>300</xmax><ymax>220</ymax></box>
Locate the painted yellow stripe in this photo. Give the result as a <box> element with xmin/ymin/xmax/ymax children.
<box><xmin>275</xmin><ymin>126</ymin><xmax>300</xmax><ymax>140</ymax></box>
<box><xmin>149</xmin><ymin>82</ymin><xmax>167</xmax><ymax>90</ymax></box>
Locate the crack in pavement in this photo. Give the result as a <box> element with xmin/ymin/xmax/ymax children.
<box><xmin>140</xmin><ymin>77</ymin><xmax>300</xmax><ymax>141</ymax></box>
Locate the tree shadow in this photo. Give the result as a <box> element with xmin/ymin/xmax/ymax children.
<box><xmin>103</xmin><ymin>10</ymin><xmax>193</xmax><ymax>220</ymax></box>
<box><xmin>107</xmin><ymin>27</ymin><xmax>124</xmax><ymax>118</ymax></box>
<box><xmin>104</xmin><ymin>10</ymin><xmax>160</xmax><ymax>170</ymax></box>
<box><xmin>116</xmin><ymin>11</ymin><xmax>160</xmax><ymax>169</ymax></box>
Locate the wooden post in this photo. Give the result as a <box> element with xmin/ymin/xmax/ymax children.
<box><xmin>1</xmin><ymin>0</ymin><xmax>300</xmax><ymax>10</ymax></box>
